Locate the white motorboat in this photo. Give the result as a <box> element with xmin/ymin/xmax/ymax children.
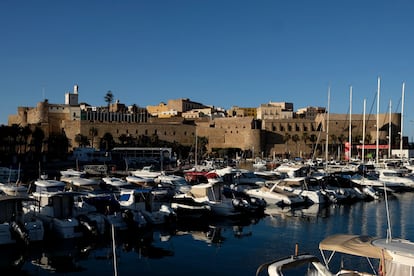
<box><xmin>61</xmin><ymin>176</ymin><xmax>103</xmax><ymax>193</ymax></box>
<box><xmin>24</xmin><ymin>191</ymin><xmax>85</xmax><ymax>239</ymax></box>
<box><xmin>275</xmin><ymin>177</ymin><xmax>327</xmax><ymax>204</ymax></box>
<box><xmin>0</xmin><ymin>181</ymin><xmax>28</xmax><ymax>197</ymax></box>
<box><xmin>130</xmin><ymin>165</ymin><xmax>162</xmax><ymax>179</ymax></box>
<box><xmin>125</xmin><ymin>175</ymin><xmax>156</xmax><ymax>187</ymax></box>
<box><xmin>319</xmin><ymin>234</ymin><xmax>414</xmax><ymax>276</ymax></box>
<box><xmin>117</xmin><ymin>188</ymin><xmax>175</xmax><ymax>225</ymax></box>
<box><xmin>28</xmin><ymin>175</ymin><xmax>66</xmax><ymax>194</ymax></box>
<box><xmin>102</xmin><ymin>176</ymin><xmax>136</xmax><ymax>191</ymax></box>
<box><xmin>154</xmin><ymin>174</ymin><xmax>191</xmax><ymax>194</ymax></box>
<box><xmin>0</xmin><ymin>164</ymin><xmax>28</xmax><ymax>197</ymax></box>
<box><xmin>60</xmin><ymin>168</ymin><xmax>86</xmax><ymax>178</ymax></box>
<box><xmin>246</xmin><ymin>181</ymin><xmax>307</xmax><ymax>207</ymax></box>
<box><xmin>252</xmin><ymin>158</ymin><xmax>267</xmax><ymax>171</ymax></box>
<box><xmin>376</xmin><ymin>168</ymin><xmax>414</xmax><ymax>192</ymax></box>
<box><xmin>318</xmin><ymin>179</ymin><xmax>414</xmax><ymax>276</ymax></box>
<box><xmin>256</xmin><ymin>252</ymin><xmax>331</xmax><ymax>276</ymax></box>
<box><xmin>350</xmin><ymin>173</ymin><xmax>382</xmax><ymax>200</ymax></box>
<box><xmin>25</xmin><ymin>177</ymin><xmax>106</xmax><ymax>239</ymax></box>
<box><xmin>175</xmin><ymin>181</ymin><xmax>247</xmax><ymax>217</ymax></box>
<box><xmin>0</xmin><ymin>196</ymin><xmax>45</xmax><ymax>245</ymax></box>
<box><xmin>273</xmin><ymin>163</ymin><xmax>309</xmax><ymax>178</ymax></box>
<box><xmin>170</xmin><ymin>196</ymin><xmax>212</xmax><ymax>219</ymax></box>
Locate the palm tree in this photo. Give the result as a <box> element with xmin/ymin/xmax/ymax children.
<box><xmin>75</xmin><ymin>133</ymin><xmax>89</xmax><ymax>147</ymax></box>
<box><xmin>301</xmin><ymin>132</ymin><xmax>309</xmax><ymax>156</ymax></box>
<box><xmin>283</xmin><ymin>133</ymin><xmax>291</xmax><ymax>158</ymax></box>
<box><xmin>31</xmin><ymin>127</ymin><xmax>45</xmax><ymax>159</ymax></box>
<box><xmin>89</xmin><ymin>127</ymin><xmax>98</xmax><ymax>148</ymax></box>
<box><xmin>118</xmin><ymin>134</ymin><xmax>128</xmax><ymax>145</ymax></box>
<box><xmin>291</xmin><ymin>134</ymin><xmax>300</xmax><ymax>156</ymax></box>
<box><xmin>104</xmin><ymin>90</ymin><xmax>114</xmax><ymax>112</ymax></box>
<box><xmin>101</xmin><ymin>132</ymin><xmax>115</xmax><ymax>151</ymax></box>
<box><xmin>330</xmin><ymin>134</ymin><xmax>338</xmax><ymax>159</ymax></box>
<box><xmin>309</xmin><ymin>134</ymin><xmax>318</xmax><ymax>159</ymax></box>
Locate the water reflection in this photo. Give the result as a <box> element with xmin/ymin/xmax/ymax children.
<box><xmin>1</xmin><ymin>193</ymin><xmax>412</xmax><ymax>275</ymax></box>
<box><xmin>28</xmin><ymin>239</ymin><xmax>92</xmax><ymax>273</ymax></box>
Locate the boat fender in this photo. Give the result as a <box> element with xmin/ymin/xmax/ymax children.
<box><xmin>232</xmin><ymin>198</ymin><xmax>241</xmax><ymax>207</ymax></box>
<box><xmin>10</xmin><ymin>221</ymin><xmax>30</xmax><ymax>246</ymax></box>
<box><xmin>122</xmin><ymin>209</ymin><xmax>136</xmax><ymax>227</ymax></box>
<box><xmin>78</xmin><ymin>215</ymin><xmax>99</xmax><ymax>237</ymax></box>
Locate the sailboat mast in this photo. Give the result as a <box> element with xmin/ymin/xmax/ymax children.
<box><xmin>388</xmin><ymin>100</ymin><xmax>392</xmax><ymax>158</ymax></box>
<box><xmin>195</xmin><ymin>128</ymin><xmax>198</xmax><ymax>166</ymax></box>
<box><xmin>400</xmin><ymin>82</ymin><xmax>405</xmax><ymax>159</ymax></box>
<box><xmin>376</xmin><ymin>77</ymin><xmax>380</xmax><ymax>164</ymax></box>
<box><xmin>325</xmin><ymin>86</ymin><xmax>330</xmax><ymax>167</ymax></box>
<box><xmin>362</xmin><ymin>99</ymin><xmax>366</xmax><ymax>163</ymax></box>
<box><xmin>348</xmin><ymin>86</ymin><xmax>352</xmax><ymax>161</ymax></box>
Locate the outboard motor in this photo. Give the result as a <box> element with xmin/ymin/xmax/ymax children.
<box><xmin>77</xmin><ymin>215</ymin><xmax>99</xmax><ymax>237</ymax></box>
<box><xmin>122</xmin><ymin>209</ymin><xmax>135</xmax><ymax>228</ymax></box>
<box><xmin>10</xmin><ymin>221</ymin><xmax>30</xmax><ymax>246</ymax></box>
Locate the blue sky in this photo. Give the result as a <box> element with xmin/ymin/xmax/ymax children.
<box><xmin>2</xmin><ymin>1</ymin><xmax>414</xmax><ymax>139</ymax></box>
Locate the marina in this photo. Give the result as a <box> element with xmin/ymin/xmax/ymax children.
<box><xmin>0</xmin><ymin>161</ymin><xmax>413</xmax><ymax>275</ymax></box>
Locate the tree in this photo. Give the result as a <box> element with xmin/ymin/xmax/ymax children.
<box><xmin>197</xmin><ymin>136</ymin><xmax>209</xmax><ymax>159</ymax></box>
<box><xmin>89</xmin><ymin>127</ymin><xmax>98</xmax><ymax>148</ymax></box>
<box><xmin>104</xmin><ymin>90</ymin><xmax>114</xmax><ymax>111</ymax></box>
<box><xmin>118</xmin><ymin>134</ymin><xmax>128</xmax><ymax>145</ymax></box>
<box><xmin>291</xmin><ymin>134</ymin><xmax>300</xmax><ymax>156</ymax></box>
<box><xmin>31</xmin><ymin>127</ymin><xmax>45</xmax><ymax>159</ymax></box>
<box><xmin>309</xmin><ymin>134</ymin><xmax>318</xmax><ymax>158</ymax></box>
<box><xmin>283</xmin><ymin>133</ymin><xmax>291</xmax><ymax>158</ymax></box>
<box><xmin>74</xmin><ymin>133</ymin><xmax>89</xmax><ymax>147</ymax></box>
<box><xmin>47</xmin><ymin>133</ymin><xmax>69</xmax><ymax>159</ymax></box>
<box><xmin>100</xmin><ymin>132</ymin><xmax>115</xmax><ymax>151</ymax></box>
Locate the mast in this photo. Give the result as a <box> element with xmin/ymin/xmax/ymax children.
<box><xmin>376</xmin><ymin>77</ymin><xmax>380</xmax><ymax>164</ymax></box>
<box><xmin>195</xmin><ymin>128</ymin><xmax>198</xmax><ymax>166</ymax></box>
<box><xmin>348</xmin><ymin>86</ymin><xmax>352</xmax><ymax>161</ymax></box>
<box><xmin>362</xmin><ymin>99</ymin><xmax>366</xmax><ymax>163</ymax></box>
<box><xmin>325</xmin><ymin>86</ymin><xmax>330</xmax><ymax>169</ymax></box>
<box><xmin>400</xmin><ymin>82</ymin><xmax>405</xmax><ymax>160</ymax></box>
<box><xmin>388</xmin><ymin>100</ymin><xmax>392</xmax><ymax>158</ymax></box>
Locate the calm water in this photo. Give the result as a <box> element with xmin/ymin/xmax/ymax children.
<box><xmin>3</xmin><ymin>192</ymin><xmax>414</xmax><ymax>276</ymax></box>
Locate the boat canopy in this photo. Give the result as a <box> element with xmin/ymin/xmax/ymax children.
<box><xmin>319</xmin><ymin>234</ymin><xmax>391</xmax><ymax>260</ymax></box>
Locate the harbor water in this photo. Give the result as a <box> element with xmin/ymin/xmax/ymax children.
<box><xmin>2</xmin><ymin>192</ymin><xmax>414</xmax><ymax>275</ymax></box>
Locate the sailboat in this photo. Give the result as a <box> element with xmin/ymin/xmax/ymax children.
<box><xmin>256</xmin><ymin>79</ymin><xmax>414</xmax><ymax>276</ymax></box>
<box><xmin>0</xmin><ymin>164</ymin><xmax>28</xmax><ymax>197</ymax></box>
<box><xmin>318</xmin><ymin>179</ymin><xmax>414</xmax><ymax>275</ymax></box>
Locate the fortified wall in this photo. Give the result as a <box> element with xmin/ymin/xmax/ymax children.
<box><xmin>7</xmin><ymin>89</ymin><xmax>402</xmax><ymax>160</ymax></box>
